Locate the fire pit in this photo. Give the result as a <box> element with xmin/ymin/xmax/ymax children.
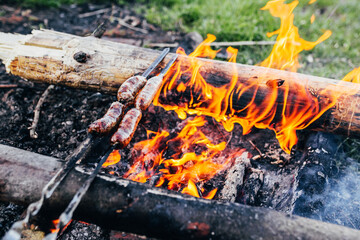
<box><xmin>0</xmin><ymin>1</ymin><xmax>360</xmax><ymax>239</ymax></box>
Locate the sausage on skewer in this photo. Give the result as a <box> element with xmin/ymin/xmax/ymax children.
<box><xmin>110</xmin><ymin>108</ymin><xmax>142</xmax><ymax>148</ymax></box>
<box><xmin>135</xmin><ymin>75</ymin><xmax>163</xmax><ymax>111</ymax></box>
<box><xmin>117</xmin><ymin>76</ymin><xmax>147</xmax><ymax>104</ymax></box>
<box><xmin>135</xmin><ymin>54</ymin><xmax>178</xmax><ymax>111</ymax></box>
<box><xmin>88</xmin><ymin>101</ymin><xmax>124</xmax><ymax>134</ymax></box>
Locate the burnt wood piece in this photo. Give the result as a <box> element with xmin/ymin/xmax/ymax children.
<box><xmin>0</xmin><ymin>30</ymin><xmax>359</xmax><ymax>138</ymax></box>
<box><xmin>218</xmin><ymin>151</ymin><xmax>250</xmax><ymax>202</ymax></box>
<box><xmin>0</xmin><ymin>144</ymin><xmax>360</xmax><ymax>240</ymax></box>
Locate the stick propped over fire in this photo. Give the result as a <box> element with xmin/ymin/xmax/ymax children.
<box><xmin>0</xmin><ymin>29</ymin><xmax>359</xmax><ymax>152</ymax></box>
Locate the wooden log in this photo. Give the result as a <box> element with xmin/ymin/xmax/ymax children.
<box><xmin>1</xmin><ymin>144</ymin><xmax>360</xmax><ymax>240</ymax></box>
<box><xmin>0</xmin><ymin>30</ymin><xmax>359</xmax><ymax>138</ymax></box>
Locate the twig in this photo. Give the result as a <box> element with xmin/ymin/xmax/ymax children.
<box><xmin>210</xmin><ymin>41</ymin><xmax>276</xmax><ymax>47</ymax></box>
<box><xmin>147</xmin><ymin>43</ymin><xmax>179</xmax><ymax>48</ymax></box>
<box><xmin>0</xmin><ymin>84</ymin><xmax>17</xmax><ymax>88</ymax></box>
<box><xmin>78</xmin><ymin>7</ymin><xmax>113</xmax><ymax>18</ymax></box>
<box><xmin>114</xmin><ymin>17</ymin><xmax>148</xmax><ymax>34</ymax></box>
<box><xmin>29</xmin><ymin>85</ymin><xmax>54</xmax><ymax>139</ymax></box>
<box><xmin>248</xmin><ymin>140</ymin><xmax>264</xmax><ymax>157</ymax></box>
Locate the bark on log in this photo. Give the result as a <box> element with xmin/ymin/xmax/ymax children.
<box><xmin>1</xmin><ymin>144</ymin><xmax>360</xmax><ymax>240</ymax></box>
<box><xmin>0</xmin><ymin>30</ymin><xmax>360</xmax><ymax>138</ymax></box>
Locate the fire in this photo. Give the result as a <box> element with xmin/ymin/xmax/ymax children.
<box><xmin>50</xmin><ymin>219</ymin><xmax>60</xmax><ymax>233</ymax></box>
<box><xmin>121</xmin><ymin>115</ymin><xmax>244</xmax><ymax>198</ymax></box>
<box><xmin>259</xmin><ymin>0</ymin><xmax>331</xmax><ymax>72</ymax></box>
<box><xmin>343</xmin><ymin>67</ymin><xmax>360</xmax><ymax>84</ymax></box>
<box><xmin>104</xmin><ymin>0</ymin><xmax>360</xmax><ymax>199</ymax></box>
<box><xmin>102</xmin><ymin>149</ymin><xmax>121</xmax><ymax>167</ymax></box>
<box><xmin>50</xmin><ymin>219</ymin><xmax>72</xmax><ymax>233</ymax></box>
<box><xmin>152</xmin><ymin>0</ymin><xmax>334</xmax><ymax>153</ymax></box>
<box><xmin>105</xmin><ymin>114</ymin><xmax>246</xmax><ymax>199</ymax></box>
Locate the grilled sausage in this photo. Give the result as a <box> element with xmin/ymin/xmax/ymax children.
<box><xmin>111</xmin><ymin>108</ymin><xmax>142</xmax><ymax>148</ymax></box>
<box><xmin>135</xmin><ymin>75</ymin><xmax>163</xmax><ymax>111</ymax></box>
<box><xmin>117</xmin><ymin>76</ymin><xmax>147</xmax><ymax>104</ymax></box>
<box><xmin>88</xmin><ymin>101</ymin><xmax>124</xmax><ymax>134</ymax></box>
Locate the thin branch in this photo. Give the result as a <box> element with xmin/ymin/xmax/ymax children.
<box><xmin>78</xmin><ymin>7</ymin><xmax>113</xmax><ymax>18</ymax></box>
<box><xmin>209</xmin><ymin>41</ymin><xmax>276</xmax><ymax>47</ymax></box>
<box><xmin>0</xmin><ymin>84</ymin><xmax>17</xmax><ymax>88</ymax></box>
<box><xmin>29</xmin><ymin>85</ymin><xmax>55</xmax><ymax>139</ymax></box>
<box><xmin>114</xmin><ymin>17</ymin><xmax>148</xmax><ymax>34</ymax></box>
<box><xmin>248</xmin><ymin>140</ymin><xmax>264</xmax><ymax>157</ymax></box>
<box><xmin>146</xmin><ymin>43</ymin><xmax>179</xmax><ymax>48</ymax></box>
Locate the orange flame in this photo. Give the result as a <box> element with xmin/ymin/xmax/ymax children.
<box><xmin>182</xmin><ymin>179</ymin><xmax>200</xmax><ymax>198</ymax></box>
<box><xmin>152</xmin><ymin>0</ymin><xmax>333</xmax><ymax>153</ymax></box>
<box><xmin>50</xmin><ymin>219</ymin><xmax>72</xmax><ymax>233</ymax></box>
<box><xmin>310</xmin><ymin>14</ymin><xmax>315</xmax><ymax>24</ymax></box>
<box><xmin>127</xmin><ymin>116</ymin><xmax>243</xmax><ymax>198</ymax></box>
<box><xmin>343</xmin><ymin>67</ymin><xmax>360</xmax><ymax>84</ymax></box>
<box><xmin>104</xmin><ymin>115</ymin><xmax>245</xmax><ymax>199</ymax></box>
<box><xmin>102</xmin><ymin>149</ymin><xmax>121</xmax><ymax>167</ymax></box>
<box><xmin>259</xmin><ymin>0</ymin><xmax>331</xmax><ymax>72</ymax></box>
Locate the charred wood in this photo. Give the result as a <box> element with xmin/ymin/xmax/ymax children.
<box><xmin>218</xmin><ymin>151</ymin><xmax>250</xmax><ymax>202</ymax></box>
<box><xmin>1</xmin><ymin>144</ymin><xmax>360</xmax><ymax>240</ymax></box>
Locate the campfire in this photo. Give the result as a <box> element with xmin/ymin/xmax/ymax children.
<box><xmin>0</xmin><ymin>0</ymin><xmax>360</xmax><ymax>239</ymax></box>
<box><xmin>100</xmin><ymin>0</ymin><xmax>358</xmax><ymax>200</ymax></box>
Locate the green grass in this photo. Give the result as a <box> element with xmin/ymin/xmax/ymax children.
<box><xmin>136</xmin><ymin>0</ymin><xmax>359</xmax><ymax>80</ymax></box>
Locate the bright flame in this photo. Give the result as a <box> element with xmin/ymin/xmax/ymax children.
<box><xmin>343</xmin><ymin>67</ymin><xmax>360</xmax><ymax>84</ymax></box>
<box><xmin>127</xmin><ymin>116</ymin><xmax>244</xmax><ymax>198</ymax></box>
<box><xmin>310</xmin><ymin>14</ymin><xmax>315</xmax><ymax>24</ymax></box>
<box><xmin>182</xmin><ymin>179</ymin><xmax>200</xmax><ymax>198</ymax></box>
<box><xmin>105</xmin><ymin>115</ymin><xmax>245</xmax><ymax>198</ymax></box>
<box><xmin>259</xmin><ymin>0</ymin><xmax>331</xmax><ymax>72</ymax></box>
<box><xmin>102</xmin><ymin>150</ymin><xmax>121</xmax><ymax>167</ymax></box>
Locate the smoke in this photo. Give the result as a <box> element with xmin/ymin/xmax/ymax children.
<box><xmin>321</xmin><ymin>158</ymin><xmax>360</xmax><ymax>229</ymax></box>
<box><xmin>292</xmin><ymin>132</ymin><xmax>360</xmax><ymax>230</ymax></box>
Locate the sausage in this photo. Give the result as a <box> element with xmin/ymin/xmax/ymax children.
<box><xmin>111</xmin><ymin>108</ymin><xmax>142</xmax><ymax>148</ymax></box>
<box><xmin>88</xmin><ymin>101</ymin><xmax>124</xmax><ymax>134</ymax></box>
<box><xmin>117</xmin><ymin>76</ymin><xmax>147</xmax><ymax>104</ymax></box>
<box><xmin>135</xmin><ymin>75</ymin><xmax>163</xmax><ymax>111</ymax></box>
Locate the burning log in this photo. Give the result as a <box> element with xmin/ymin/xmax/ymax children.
<box><xmin>1</xmin><ymin>144</ymin><xmax>360</xmax><ymax>239</ymax></box>
<box><xmin>0</xmin><ymin>30</ymin><xmax>360</xmax><ymax>146</ymax></box>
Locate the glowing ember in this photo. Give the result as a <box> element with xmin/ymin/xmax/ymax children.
<box><xmin>50</xmin><ymin>219</ymin><xmax>72</xmax><ymax>233</ymax></box>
